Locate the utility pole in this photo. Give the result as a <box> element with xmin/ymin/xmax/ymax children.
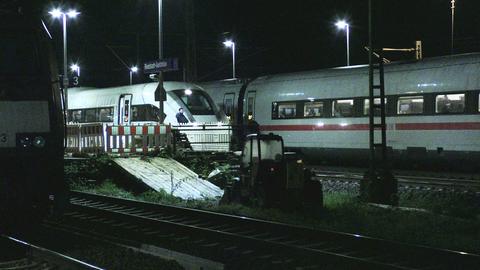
<box><xmin>362</xmin><ymin>0</ymin><xmax>398</xmax><ymax>206</ymax></box>
<box><xmin>158</xmin><ymin>0</ymin><xmax>165</xmax><ymax>124</ymax></box>
<box><xmin>185</xmin><ymin>0</ymin><xmax>197</xmax><ymax>82</ymax></box>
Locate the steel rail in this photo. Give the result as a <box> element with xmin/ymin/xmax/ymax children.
<box><xmin>0</xmin><ymin>235</ymin><xmax>103</xmax><ymax>270</ymax></box>
<box><xmin>311</xmin><ymin>168</ymin><xmax>480</xmax><ymax>191</ymax></box>
<box><xmin>65</xmin><ymin>191</ymin><xmax>480</xmax><ymax>270</ymax></box>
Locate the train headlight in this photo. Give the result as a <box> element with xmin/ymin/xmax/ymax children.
<box><xmin>33</xmin><ymin>136</ymin><xmax>46</xmax><ymax>148</ymax></box>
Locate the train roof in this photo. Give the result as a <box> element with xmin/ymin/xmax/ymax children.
<box><xmin>70</xmin><ymin>81</ymin><xmax>203</xmax><ymax>94</ymax></box>
<box><xmin>68</xmin><ymin>81</ymin><xmax>204</xmax><ymax>109</ymax></box>
<box><xmin>200</xmin><ymin>53</ymin><xmax>480</xmax><ymax>90</ymax></box>
<box><xmin>252</xmin><ymin>53</ymin><xmax>480</xmax><ymax>83</ymax></box>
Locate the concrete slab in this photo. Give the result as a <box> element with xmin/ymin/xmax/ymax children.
<box><xmin>113</xmin><ymin>157</ymin><xmax>223</xmax><ymax>200</ymax></box>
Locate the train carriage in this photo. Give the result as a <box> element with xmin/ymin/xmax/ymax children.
<box><xmin>0</xmin><ymin>7</ymin><xmax>66</xmax><ymax>229</ymax></box>
<box><xmin>201</xmin><ymin>53</ymin><xmax>480</xmax><ymax>171</ymax></box>
<box><xmin>67</xmin><ymin>82</ymin><xmax>226</xmax><ymax>126</ymax></box>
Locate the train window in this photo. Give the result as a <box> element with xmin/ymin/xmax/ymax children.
<box><xmin>278</xmin><ymin>103</ymin><xmax>297</xmax><ymax>118</ymax></box>
<box><xmin>332</xmin><ymin>99</ymin><xmax>354</xmax><ymax>117</ymax></box>
<box><xmin>397</xmin><ymin>96</ymin><xmax>424</xmax><ymax>114</ymax></box>
<box><xmin>247</xmin><ymin>97</ymin><xmax>255</xmax><ymax>117</ymax></box>
<box><xmin>70</xmin><ymin>110</ymin><xmax>83</xmax><ymax>123</ymax></box>
<box><xmin>0</xmin><ymin>33</ymin><xmax>44</xmax><ymax>100</ymax></box>
<box><xmin>0</xmin><ymin>33</ymin><xmax>39</xmax><ymax>76</ymax></box>
<box><xmin>130</xmin><ymin>105</ymin><xmax>161</xmax><ymax>121</ymax></box>
<box><xmin>435</xmin><ymin>94</ymin><xmax>465</xmax><ymax>113</ymax></box>
<box><xmin>224</xmin><ymin>98</ymin><xmax>234</xmax><ymax>117</ymax></box>
<box><xmin>85</xmin><ymin>109</ymin><xmax>98</xmax><ymax>123</ymax></box>
<box><xmin>304</xmin><ymin>101</ymin><xmax>324</xmax><ymax>117</ymax></box>
<box><xmin>364</xmin><ymin>98</ymin><xmax>387</xmax><ymax>115</ymax></box>
<box><xmin>173</xmin><ymin>89</ymin><xmax>214</xmax><ymax>115</ymax></box>
<box><xmin>99</xmin><ymin>108</ymin><xmax>113</xmax><ymax>122</ymax></box>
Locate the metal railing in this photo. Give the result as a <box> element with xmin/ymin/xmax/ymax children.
<box><xmin>66</xmin><ymin>123</ymin><xmax>172</xmax><ymax>155</ymax></box>
<box><xmin>173</xmin><ymin>124</ymin><xmax>232</xmax><ymax>152</ymax></box>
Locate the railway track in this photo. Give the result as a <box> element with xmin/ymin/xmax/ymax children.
<box><xmin>0</xmin><ymin>235</ymin><xmax>102</xmax><ymax>270</ymax></box>
<box><xmin>62</xmin><ymin>191</ymin><xmax>480</xmax><ymax>270</ymax></box>
<box><xmin>311</xmin><ymin>167</ymin><xmax>480</xmax><ymax>191</ymax></box>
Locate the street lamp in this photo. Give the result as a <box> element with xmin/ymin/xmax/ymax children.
<box><xmin>157</xmin><ymin>0</ymin><xmax>165</xmax><ymax>124</ymax></box>
<box><xmin>223</xmin><ymin>40</ymin><xmax>236</xmax><ymax>78</ymax></box>
<box><xmin>70</xmin><ymin>63</ymin><xmax>80</xmax><ymax>77</ymax></box>
<box><xmin>49</xmin><ymin>7</ymin><xmax>80</xmax><ymax>110</ymax></box>
<box><xmin>335</xmin><ymin>20</ymin><xmax>350</xmax><ymax>66</ymax></box>
<box><xmin>129</xmin><ymin>66</ymin><xmax>138</xmax><ymax>85</ymax></box>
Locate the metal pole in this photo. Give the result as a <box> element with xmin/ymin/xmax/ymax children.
<box><xmin>346</xmin><ymin>25</ymin><xmax>350</xmax><ymax>66</ymax></box>
<box><xmin>368</xmin><ymin>0</ymin><xmax>374</xmax><ymax>172</ymax></box>
<box><xmin>451</xmin><ymin>0</ymin><xmax>455</xmax><ymax>54</ymax></box>
<box><xmin>129</xmin><ymin>71</ymin><xmax>132</xmax><ymax>85</ymax></box>
<box><xmin>232</xmin><ymin>42</ymin><xmax>236</xmax><ymax>78</ymax></box>
<box><xmin>158</xmin><ymin>0</ymin><xmax>165</xmax><ymax>124</ymax></box>
<box><xmin>63</xmin><ymin>13</ymin><xmax>69</xmax><ymax>110</ymax></box>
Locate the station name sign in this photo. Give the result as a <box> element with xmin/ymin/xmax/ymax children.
<box><xmin>144</xmin><ymin>58</ymin><xmax>179</xmax><ymax>74</ymax></box>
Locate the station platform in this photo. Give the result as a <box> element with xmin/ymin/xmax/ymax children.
<box><xmin>113</xmin><ymin>157</ymin><xmax>223</xmax><ymax>200</ymax></box>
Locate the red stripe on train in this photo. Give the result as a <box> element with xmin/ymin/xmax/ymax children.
<box><xmin>396</xmin><ymin>122</ymin><xmax>480</xmax><ymax>130</ymax></box>
<box><xmin>259</xmin><ymin>122</ymin><xmax>480</xmax><ymax>131</ymax></box>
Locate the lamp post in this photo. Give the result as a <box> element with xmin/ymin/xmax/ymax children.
<box><xmin>335</xmin><ymin>20</ymin><xmax>350</xmax><ymax>66</ymax></box>
<box><xmin>49</xmin><ymin>8</ymin><xmax>79</xmax><ymax>110</ymax></box>
<box><xmin>157</xmin><ymin>0</ymin><xmax>165</xmax><ymax>123</ymax></box>
<box><xmin>223</xmin><ymin>40</ymin><xmax>236</xmax><ymax>78</ymax></box>
<box><xmin>451</xmin><ymin>0</ymin><xmax>456</xmax><ymax>54</ymax></box>
<box><xmin>129</xmin><ymin>66</ymin><xmax>138</xmax><ymax>85</ymax></box>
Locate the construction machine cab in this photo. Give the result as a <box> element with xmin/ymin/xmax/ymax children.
<box><xmin>241</xmin><ymin>133</ymin><xmax>284</xmax><ymax>186</ymax></box>
<box><xmin>230</xmin><ymin>133</ymin><xmax>322</xmax><ymax>209</ymax></box>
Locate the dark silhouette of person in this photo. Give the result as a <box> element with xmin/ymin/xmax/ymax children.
<box><xmin>176</xmin><ymin>108</ymin><xmax>189</xmax><ymax>124</ymax></box>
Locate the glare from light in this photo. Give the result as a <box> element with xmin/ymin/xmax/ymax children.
<box><xmin>217</xmin><ymin>122</ymin><xmax>223</xmax><ymax>126</ymax></box>
<box><xmin>130</xmin><ymin>66</ymin><xmax>138</xmax><ymax>73</ymax></box>
<box><xmin>223</xmin><ymin>40</ymin><xmax>234</xmax><ymax>48</ymax></box>
<box><xmin>70</xmin><ymin>64</ymin><xmax>79</xmax><ymax>72</ymax></box>
<box><xmin>49</xmin><ymin>8</ymin><xmax>62</xmax><ymax>18</ymax></box>
<box><xmin>340</xmin><ymin>122</ymin><xmax>349</xmax><ymax>127</ymax></box>
<box><xmin>184</xmin><ymin>89</ymin><xmax>193</xmax><ymax>95</ymax></box>
<box><xmin>335</xmin><ymin>20</ymin><xmax>349</xmax><ymax>30</ymax></box>
<box><xmin>338</xmin><ymin>99</ymin><xmax>354</xmax><ymax>104</ymax></box>
<box><xmin>192</xmin><ymin>122</ymin><xmax>199</xmax><ymax>127</ymax></box>
<box><xmin>316</xmin><ymin>122</ymin><xmax>325</xmax><ymax>127</ymax></box>
<box><xmin>67</xmin><ymin>9</ymin><xmax>80</xmax><ymax>18</ymax></box>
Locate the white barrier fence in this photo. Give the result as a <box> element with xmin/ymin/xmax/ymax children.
<box><xmin>66</xmin><ymin>123</ymin><xmax>233</xmax><ymax>154</ymax></box>
<box><xmin>173</xmin><ymin>124</ymin><xmax>232</xmax><ymax>152</ymax></box>
<box><xmin>66</xmin><ymin>123</ymin><xmax>172</xmax><ymax>155</ymax></box>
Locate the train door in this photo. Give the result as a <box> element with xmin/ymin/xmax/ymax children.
<box><xmin>245</xmin><ymin>91</ymin><xmax>256</xmax><ymax>121</ymax></box>
<box><xmin>223</xmin><ymin>93</ymin><xmax>235</xmax><ymax>122</ymax></box>
<box><xmin>118</xmin><ymin>94</ymin><xmax>132</xmax><ymax>125</ymax></box>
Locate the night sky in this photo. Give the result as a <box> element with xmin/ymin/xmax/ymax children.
<box><xmin>25</xmin><ymin>0</ymin><xmax>480</xmax><ymax>87</ymax></box>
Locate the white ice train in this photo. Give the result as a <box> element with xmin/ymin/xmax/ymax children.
<box><xmin>201</xmin><ymin>53</ymin><xmax>480</xmax><ymax>171</ymax></box>
<box><xmin>67</xmin><ymin>82</ymin><xmax>226</xmax><ymax>126</ymax></box>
